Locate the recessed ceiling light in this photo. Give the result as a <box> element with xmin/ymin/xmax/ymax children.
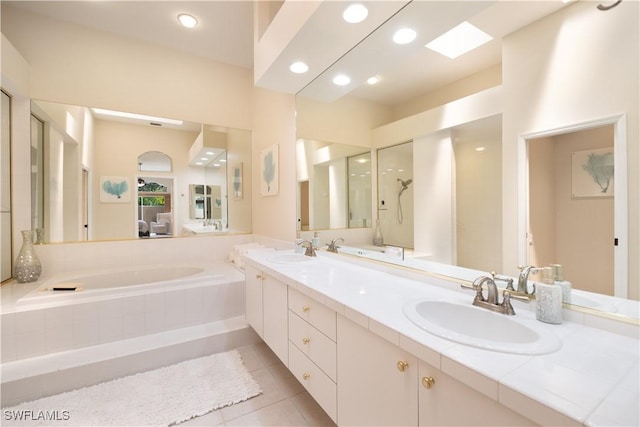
<box><xmin>205</xmin><ymin>151</ymin><xmax>215</xmax><ymax>155</ymax></box>
<box><xmin>425</xmin><ymin>21</ymin><xmax>493</xmax><ymax>59</ymax></box>
<box><xmin>393</xmin><ymin>28</ymin><xmax>416</xmax><ymax>45</ymax></box>
<box><xmin>195</xmin><ymin>162</ymin><xmax>203</xmax><ymax>166</ymax></box>
<box><xmin>177</xmin><ymin>13</ymin><xmax>198</xmax><ymax>28</ymax></box>
<box><xmin>200</xmin><ymin>157</ymin><xmax>209</xmax><ymax>161</ymax></box>
<box><xmin>219</xmin><ymin>159</ymin><xmax>226</xmax><ymax>163</ymax></box>
<box><xmin>475</xmin><ymin>146</ymin><xmax>486</xmax><ymax>152</ymax></box>
<box><xmin>343</xmin><ymin>3</ymin><xmax>368</xmax><ymax>23</ymax></box>
<box><xmin>290</xmin><ymin>61</ymin><xmax>309</xmax><ymax>74</ymax></box>
<box><xmin>333</xmin><ymin>74</ymin><xmax>351</xmax><ymax>86</ymax></box>
<box><xmin>367</xmin><ymin>75</ymin><xmax>380</xmax><ymax>85</ymax></box>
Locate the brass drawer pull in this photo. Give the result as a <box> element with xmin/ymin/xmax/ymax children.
<box><xmin>302</xmin><ymin>306</ymin><xmax>310</xmax><ymax>312</ymax></box>
<box><xmin>396</xmin><ymin>360</ymin><xmax>409</xmax><ymax>372</ymax></box>
<box><xmin>302</xmin><ymin>337</ymin><xmax>311</xmax><ymax>345</ymax></box>
<box><xmin>422</xmin><ymin>376</ymin><xmax>436</xmax><ymax>389</ymax></box>
<box><xmin>302</xmin><ymin>372</ymin><xmax>310</xmax><ymax>380</ymax></box>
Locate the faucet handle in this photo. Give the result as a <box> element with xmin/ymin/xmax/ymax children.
<box><xmin>491</xmin><ymin>271</ymin><xmax>515</xmax><ymax>291</ymax></box>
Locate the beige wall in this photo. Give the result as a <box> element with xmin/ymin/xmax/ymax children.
<box><xmin>502</xmin><ymin>1</ymin><xmax>639</xmax><ymax>299</ymax></box>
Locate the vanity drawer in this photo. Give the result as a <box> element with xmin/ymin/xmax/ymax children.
<box><xmin>288</xmin><ymin>288</ymin><xmax>336</xmax><ymax>340</ymax></box>
<box><xmin>289</xmin><ymin>311</ymin><xmax>337</xmax><ymax>381</ymax></box>
<box><xmin>289</xmin><ymin>341</ymin><xmax>337</xmax><ymax>422</ymax></box>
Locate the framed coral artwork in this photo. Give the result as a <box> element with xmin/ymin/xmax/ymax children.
<box><xmin>100</xmin><ymin>176</ymin><xmax>131</xmax><ymax>203</ymax></box>
<box><xmin>571</xmin><ymin>147</ymin><xmax>614</xmax><ymax>198</ymax></box>
<box><xmin>260</xmin><ymin>145</ymin><xmax>279</xmax><ymax>196</ymax></box>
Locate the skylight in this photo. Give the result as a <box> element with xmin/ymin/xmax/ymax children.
<box><xmin>425</xmin><ymin>21</ymin><xmax>493</xmax><ymax>59</ymax></box>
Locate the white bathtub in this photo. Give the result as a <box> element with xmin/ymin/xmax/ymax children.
<box><xmin>3</xmin><ymin>262</ymin><xmax>247</xmax><ymax>363</ymax></box>
<box><xmin>17</xmin><ymin>263</ymin><xmax>234</xmax><ymax>307</ymax></box>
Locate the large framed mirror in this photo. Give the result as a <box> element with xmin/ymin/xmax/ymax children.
<box><xmin>294</xmin><ymin>0</ymin><xmax>638</xmax><ymax>321</ymax></box>
<box><xmin>30</xmin><ymin>99</ymin><xmax>252</xmax><ymax>243</ymax></box>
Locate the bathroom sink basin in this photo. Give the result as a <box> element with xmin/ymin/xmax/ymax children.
<box><xmin>404</xmin><ymin>300</ymin><xmax>561</xmax><ymax>355</ymax></box>
<box><xmin>268</xmin><ymin>253</ymin><xmax>316</xmax><ymax>264</ymax></box>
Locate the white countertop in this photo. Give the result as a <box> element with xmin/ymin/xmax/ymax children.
<box><xmin>244</xmin><ymin>249</ymin><xmax>640</xmax><ymax>427</ymax></box>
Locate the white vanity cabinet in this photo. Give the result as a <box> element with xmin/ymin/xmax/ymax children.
<box><xmin>418</xmin><ymin>360</ymin><xmax>535</xmax><ymax>426</ymax></box>
<box><xmin>287</xmin><ymin>288</ymin><xmax>338</xmax><ymax>422</ymax></box>
<box><xmin>244</xmin><ymin>264</ymin><xmax>263</xmax><ymax>337</ymax></box>
<box><xmin>337</xmin><ymin>315</ymin><xmax>419</xmax><ymax>426</ymax></box>
<box><xmin>244</xmin><ymin>264</ymin><xmax>288</xmax><ymax>365</ymax></box>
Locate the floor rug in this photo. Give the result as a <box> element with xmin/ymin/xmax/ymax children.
<box><xmin>2</xmin><ymin>349</ymin><xmax>262</xmax><ymax>426</ymax></box>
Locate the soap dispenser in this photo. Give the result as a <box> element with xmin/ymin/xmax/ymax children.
<box><xmin>535</xmin><ymin>267</ymin><xmax>563</xmax><ymax>324</ymax></box>
<box><xmin>312</xmin><ymin>231</ymin><xmax>320</xmax><ymax>249</ymax></box>
<box><xmin>550</xmin><ymin>264</ymin><xmax>572</xmax><ymax>304</ymax></box>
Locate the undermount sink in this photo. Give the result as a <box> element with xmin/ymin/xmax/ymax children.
<box><xmin>404</xmin><ymin>299</ymin><xmax>561</xmax><ymax>355</ymax></box>
<box><xmin>268</xmin><ymin>253</ymin><xmax>316</xmax><ymax>264</ymax></box>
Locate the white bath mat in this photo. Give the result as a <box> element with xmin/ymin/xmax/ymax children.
<box><xmin>2</xmin><ymin>350</ymin><xmax>262</xmax><ymax>426</ymax></box>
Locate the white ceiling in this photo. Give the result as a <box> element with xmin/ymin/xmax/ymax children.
<box><xmin>5</xmin><ymin>0</ymin><xmax>573</xmax><ymax>106</ymax></box>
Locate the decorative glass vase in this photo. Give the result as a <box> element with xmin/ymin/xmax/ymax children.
<box><xmin>373</xmin><ymin>218</ymin><xmax>384</xmax><ymax>247</ymax></box>
<box><xmin>14</xmin><ymin>230</ymin><xmax>42</xmax><ymax>283</ymax></box>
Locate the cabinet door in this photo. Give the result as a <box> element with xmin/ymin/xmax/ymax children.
<box><xmin>262</xmin><ymin>274</ymin><xmax>289</xmax><ymax>365</ymax></box>
<box><xmin>418</xmin><ymin>360</ymin><xmax>535</xmax><ymax>426</ymax></box>
<box><xmin>244</xmin><ymin>264</ymin><xmax>263</xmax><ymax>338</ymax></box>
<box><xmin>337</xmin><ymin>315</ymin><xmax>418</xmax><ymax>426</ymax></box>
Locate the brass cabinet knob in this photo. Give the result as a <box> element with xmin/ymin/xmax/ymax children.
<box><xmin>302</xmin><ymin>337</ymin><xmax>311</xmax><ymax>345</ymax></box>
<box><xmin>255</xmin><ymin>273</ymin><xmax>263</xmax><ymax>280</ymax></box>
<box><xmin>302</xmin><ymin>306</ymin><xmax>310</xmax><ymax>312</ymax></box>
<box><xmin>422</xmin><ymin>376</ymin><xmax>436</xmax><ymax>389</ymax></box>
<box><xmin>302</xmin><ymin>372</ymin><xmax>310</xmax><ymax>380</ymax></box>
<box><xmin>396</xmin><ymin>360</ymin><xmax>409</xmax><ymax>372</ymax></box>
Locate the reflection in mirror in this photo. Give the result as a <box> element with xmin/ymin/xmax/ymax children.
<box><xmin>189</xmin><ymin>184</ymin><xmax>222</xmax><ymax>220</ymax></box>
<box><xmin>30</xmin><ymin>100</ymin><xmax>252</xmax><ymax>243</ymax></box>
<box><xmin>347</xmin><ymin>152</ymin><xmax>372</xmax><ymax>228</ymax></box>
<box><xmin>528</xmin><ymin>125</ymin><xmax>614</xmax><ymax>297</ymax></box>
<box><xmin>138</xmin><ymin>151</ymin><xmax>172</xmax><ymax>172</ymax></box>
<box><xmin>296</xmin><ymin>138</ymin><xmax>371</xmax><ymax>231</ymax></box>
<box><xmin>374</xmin><ymin>115</ymin><xmax>503</xmax><ymax>274</ymax></box>
<box><xmin>377</xmin><ymin>142</ymin><xmax>413</xmax><ymax>248</ymax></box>
<box><xmin>1</xmin><ymin>90</ymin><xmax>12</xmax><ymax>282</ymax></box>
<box><xmin>137</xmin><ymin>178</ymin><xmax>173</xmax><ymax>238</ymax></box>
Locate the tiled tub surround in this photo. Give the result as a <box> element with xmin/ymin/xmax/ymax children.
<box><xmin>1</xmin><ymin>261</ymin><xmax>245</xmax><ymax>362</ymax></box>
<box><xmin>244</xmin><ymin>250</ymin><xmax>640</xmax><ymax>427</ymax></box>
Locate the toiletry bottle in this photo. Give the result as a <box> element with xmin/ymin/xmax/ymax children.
<box><xmin>550</xmin><ymin>264</ymin><xmax>572</xmax><ymax>304</ymax></box>
<box><xmin>312</xmin><ymin>231</ymin><xmax>320</xmax><ymax>249</ymax></box>
<box><xmin>295</xmin><ymin>232</ymin><xmax>303</xmax><ymax>254</ymax></box>
<box><xmin>535</xmin><ymin>267</ymin><xmax>563</xmax><ymax>324</ymax></box>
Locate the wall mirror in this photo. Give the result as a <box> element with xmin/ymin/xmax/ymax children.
<box><xmin>30</xmin><ymin>99</ymin><xmax>252</xmax><ymax>243</ymax></box>
<box><xmin>296</xmin><ymin>138</ymin><xmax>372</xmax><ymax>231</ymax></box>
<box><xmin>294</xmin><ymin>0</ymin><xmax>638</xmax><ymax>321</ymax></box>
<box><xmin>521</xmin><ymin>115</ymin><xmax>635</xmax><ymax>318</ymax></box>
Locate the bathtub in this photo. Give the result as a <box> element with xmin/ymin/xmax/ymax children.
<box><xmin>4</xmin><ymin>261</ymin><xmax>247</xmax><ymax>362</ymax></box>
<box><xmin>17</xmin><ymin>263</ymin><xmax>232</xmax><ymax>307</ymax></box>
<box><xmin>1</xmin><ymin>261</ymin><xmax>260</xmax><ymax>407</ymax></box>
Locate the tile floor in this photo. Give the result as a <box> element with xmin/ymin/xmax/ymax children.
<box><xmin>180</xmin><ymin>342</ymin><xmax>337</xmax><ymax>426</ymax></box>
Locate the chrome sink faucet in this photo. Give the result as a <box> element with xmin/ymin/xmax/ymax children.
<box><xmin>463</xmin><ymin>276</ymin><xmax>516</xmax><ymax>315</ymax></box>
<box><xmin>326</xmin><ymin>237</ymin><xmax>344</xmax><ymax>253</ymax></box>
<box><xmin>299</xmin><ymin>240</ymin><xmax>316</xmax><ymax>257</ymax></box>
<box><xmin>517</xmin><ymin>265</ymin><xmax>542</xmax><ymax>295</ymax></box>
